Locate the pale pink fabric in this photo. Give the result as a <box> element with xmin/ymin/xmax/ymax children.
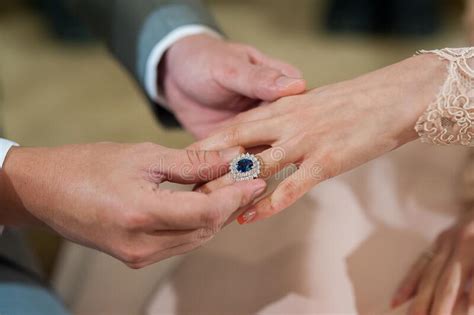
<box><xmin>148</xmin><ymin>142</ymin><xmax>470</xmax><ymax>315</ymax></box>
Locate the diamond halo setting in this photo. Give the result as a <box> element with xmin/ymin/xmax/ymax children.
<box><xmin>229</xmin><ymin>153</ymin><xmax>262</xmax><ymax>181</ymax></box>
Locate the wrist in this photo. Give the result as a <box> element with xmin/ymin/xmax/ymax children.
<box><xmin>395</xmin><ymin>54</ymin><xmax>448</xmax><ymax>145</ymax></box>
<box><xmin>0</xmin><ymin>146</ymin><xmax>44</xmax><ymax>226</ymax></box>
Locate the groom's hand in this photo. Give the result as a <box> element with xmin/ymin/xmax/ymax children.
<box><xmin>0</xmin><ymin>143</ymin><xmax>266</xmax><ymax>268</ymax></box>
<box><xmin>161</xmin><ymin>34</ymin><xmax>306</xmax><ymax>139</ymax></box>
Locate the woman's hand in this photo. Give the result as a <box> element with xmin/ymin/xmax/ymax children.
<box><xmin>0</xmin><ymin>143</ymin><xmax>266</xmax><ymax>268</ymax></box>
<box><xmin>392</xmin><ymin>211</ymin><xmax>474</xmax><ymax>315</ymax></box>
<box><xmin>191</xmin><ymin>54</ymin><xmax>447</xmax><ymax>224</ymax></box>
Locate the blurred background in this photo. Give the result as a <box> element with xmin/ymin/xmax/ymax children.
<box><xmin>0</xmin><ymin>0</ymin><xmax>469</xmax><ymax>313</ymax></box>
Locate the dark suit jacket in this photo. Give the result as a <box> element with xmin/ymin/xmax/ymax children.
<box><xmin>66</xmin><ymin>0</ymin><xmax>221</xmax><ymax>126</ymax></box>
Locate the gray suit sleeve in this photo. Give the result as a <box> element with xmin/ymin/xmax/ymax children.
<box><xmin>65</xmin><ymin>0</ymin><xmax>221</xmax><ymax>126</ymax></box>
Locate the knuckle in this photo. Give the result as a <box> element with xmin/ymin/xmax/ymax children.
<box><xmin>240</xmin><ymin>190</ymin><xmax>254</xmax><ymax>206</ymax></box>
<box><xmin>318</xmin><ymin>153</ymin><xmax>339</xmax><ymax>180</ymax></box>
<box><xmin>202</xmin><ymin>150</ymin><xmax>221</xmax><ymax>164</ymax></box>
<box><xmin>222</xmin><ymin>128</ymin><xmax>241</xmax><ymax>145</ymax></box>
<box><xmin>126</xmin><ymin>261</ymin><xmax>147</xmax><ymax>270</ymax></box>
<box><xmin>279</xmin><ymin>180</ymin><xmax>300</xmax><ymax>205</ymax></box>
<box><xmin>196</xmin><ymin>227</ymin><xmax>217</xmax><ymax>242</ymax></box>
<box><xmin>118</xmin><ymin>211</ymin><xmax>150</xmax><ymax>231</ymax></box>
<box><xmin>307</xmin><ymin>161</ymin><xmax>324</xmax><ymax>182</ymax></box>
<box><xmin>201</xmin><ymin>207</ymin><xmax>222</xmax><ymax>230</ymax></box>
<box><xmin>221</xmin><ymin>64</ymin><xmax>239</xmax><ymax>80</ymax></box>
<box><xmin>116</xmin><ymin>245</ymin><xmax>148</xmax><ymax>267</ymax></box>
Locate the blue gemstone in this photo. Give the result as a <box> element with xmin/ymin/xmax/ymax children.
<box><xmin>237</xmin><ymin>158</ymin><xmax>254</xmax><ymax>173</ymax></box>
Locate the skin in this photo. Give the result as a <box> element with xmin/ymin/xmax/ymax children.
<box><xmin>192</xmin><ymin>53</ymin><xmax>447</xmax><ymax>225</ymax></box>
<box><xmin>392</xmin><ymin>211</ymin><xmax>474</xmax><ymax>315</ymax></box>
<box><xmin>465</xmin><ymin>0</ymin><xmax>474</xmax><ymax>45</ymax></box>
<box><xmin>389</xmin><ymin>3</ymin><xmax>474</xmax><ymax>314</ymax></box>
<box><xmin>0</xmin><ymin>35</ymin><xmax>304</xmax><ymax>268</ymax></box>
<box><xmin>0</xmin><ymin>143</ymin><xmax>266</xmax><ymax>269</ymax></box>
<box><xmin>162</xmin><ymin>34</ymin><xmax>307</xmax><ymax>139</ymax></box>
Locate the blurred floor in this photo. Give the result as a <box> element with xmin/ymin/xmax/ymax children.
<box><xmin>0</xmin><ymin>0</ymin><xmax>469</xmax><ymax>280</ymax></box>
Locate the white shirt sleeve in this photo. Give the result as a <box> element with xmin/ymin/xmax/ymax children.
<box><xmin>144</xmin><ymin>25</ymin><xmax>222</xmax><ymax>107</ymax></box>
<box><xmin>0</xmin><ymin>138</ymin><xmax>19</xmax><ymax>235</ymax></box>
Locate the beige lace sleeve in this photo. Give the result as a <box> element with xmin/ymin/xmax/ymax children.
<box><xmin>415</xmin><ymin>48</ymin><xmax>474</xmax><ymax>146</ymax></box>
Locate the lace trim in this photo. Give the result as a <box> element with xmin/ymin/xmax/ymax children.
<box><xmin>415</xmin><ymin>48</ymin><xmax>474</xmax><ymax>146</ymax></box>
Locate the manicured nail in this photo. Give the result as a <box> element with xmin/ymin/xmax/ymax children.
<box><xmin>238</xmin><ymin>208</ymin><xmax>257</xmax><ymax>225</ymax></box>
<box><xmin>469</xmin><ymin>305</ymin><xmax>474</xmax><ymax>315</ymax></box>
<box><xmin>219</xmin><ymin>147</ymin><xmax>241</xmax><ymax>162</ymax></box>
<box><xmin>276</xmin><ymin>76</ymin><xmax>304</xmax><ymax>88</ymax></box>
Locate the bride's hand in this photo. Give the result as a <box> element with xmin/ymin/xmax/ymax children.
<box><xmin>392</xmin><ymin>211</ymin><xmax>474</xmax><ymax>315</ymax></box>
<box><xmin>191</xmin><ymin>54</ymin><xmax>446</xmax><ymax>224</ymax></box>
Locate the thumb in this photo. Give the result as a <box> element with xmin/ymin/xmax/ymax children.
<box><xmin>217</xmin><ymin>62</ymin><xmax>306</xmax><ymax>101</ymax></box>
<box><xmin>156</xmin><ymin>146</ymin><xmax>243</xmax><ymax>184</ymax></box>
<box><xmin>207</xmin><ymin>179</ymin><xmax>267</xmax><ymax>222</ymax></box>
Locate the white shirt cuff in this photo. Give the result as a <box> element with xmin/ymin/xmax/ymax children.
<box><xmin>0</xmin><ymin>138</ymin><xmax>18</xmax><ymax>169</ymax></box>
<box><xmin>0</xmin><ymin>138</ymin><xmax>18</xmax><ymax>235</ymax></box>
<box><xmin>144</xmin><ymin>25</ymin><xmax>222</xmax><ymax>107</ymax></box>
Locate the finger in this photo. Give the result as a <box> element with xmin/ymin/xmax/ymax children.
<box><xmin>251</xmin><ymin>144</ymin><xmax>305</xmax><ymax>183</ymax></box>
<box><xmin>193</xmin><ymin>145</ymin><xmax>269</xmax><ymax>195</ymax></box>
<box><xmin>216</xmin><ymin>60</ymin><xmax>305</xmax><ymax>102</ymax></box>
<box><xmin>409</xmin><ymin>239</ymin><xmax>453</xmax><ymax>315</ymax></box>
<box><xmin>196</xmin><ymin>143</ymin><xmax>302</xmax><ymax>198</ymax></box>
<box><xmin>195</xmin><ymin>173</ymin><xmax>234</xmax><ymax>195</ymax></box>
<box><xmin>468</xmin><ymin>276</ymin><xmax>474</xmax><ymax>315</ymax></box>
<box><xmin>237</xmin><ymin>159</ymin><xmax>324</xmax><ymax>224</ymax></box>
<box><xmin>156</xmin><ymin>146</ymin><xmax>243</xmax><ymax>184</ymax></box>
<box><xmin>431</xmin><ymin>259</ymin><xmax>465</xmax><ymax>315</ymax></box>
<box><xmin>152</xmin><ymin>179</ymin><xmax>267</xmax><ymax>230</ymax></box>
<box><xmin>146</xmin><ymin>228</ymin><xmax>215</xmax><ymax>249</ymax></box>
<box><xmin>244</xmin><ymin>46</ymin><xmax>303</xmax><ymax>78</ymax></box>
<box><xmin>221</xmin><ymin>100</ymin><xmax>295</xmax><ymax>127</ymax></box>
<box><xmin>206</xmin><ymin>179</ymin><xmax>267</xmax><ymax>222</ymax></box>
<box><xmin>127</xmin><ymin>239</ymin><xmax>204</xmax><ymax>269</ymax></box>
<box><xmin>190</xmin><ymin>118</ymin><xmax>282</xmax><ymax>151</ymax></box>
<box><xmin>392</xmin><ymin>254</ymin><xmax>433</xmax><ymax>308</ymax></box>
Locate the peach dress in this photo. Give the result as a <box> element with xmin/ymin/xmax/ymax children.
<box><xmin>148</xmin><ymin>142</ymin><xmax>469</xmax><ymax>315</ymax></box>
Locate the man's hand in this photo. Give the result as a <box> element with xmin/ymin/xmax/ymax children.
<box><xmin>0</xmin><ymin>143</ymin><xmax>266</xmax><ymax>268</ymax></box>
<box><xmin>161</xmin><ymin>34</ymin><xmax>306</xmax><ymax>139</ymax></box>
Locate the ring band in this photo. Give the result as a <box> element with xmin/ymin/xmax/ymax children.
<box><xmin>230</xmin><ymin>153</ymin><xmax>262</xmax><ymax>181</ymax></box>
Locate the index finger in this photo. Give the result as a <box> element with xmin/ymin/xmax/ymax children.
<box><xmin>189</xmin><ymin>118</ymin><xmax>281</xmax><ymax>152</ymax></box>
<box><xmin>150</xmin><ymin>179</ymin><xmax>266</xmax><ymax>230</ymax></box>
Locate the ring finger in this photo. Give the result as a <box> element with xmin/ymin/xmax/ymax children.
<box><xmin>409</xmin><ymin>237</ymin><xmax>454</xmax><ymax>315</ymax></box>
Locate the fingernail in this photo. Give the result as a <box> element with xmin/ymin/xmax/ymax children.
<box><xmin>238</xmin><ymin>208</ymin><xmax>257</xmax><ymax>225</ymax></box>
<box><xmin>219</xmin><ymin>147</ymin><xmax>241</xmax><ymax>162</ymax></box>
<box><xmin>469</xmin><ymin>305</ymin><xmax>474</xmax><ymax>315</ymax></box>
<box><xmin>276</xmin><ymin>76</ymin><xmax>304</xmax><ymax>88</ymax></box>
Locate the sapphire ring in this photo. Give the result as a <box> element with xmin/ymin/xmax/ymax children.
<box><xmin>230</xmin><ymin>153</ymin><xmax>262</xmax><ymax>181</ymax></box>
